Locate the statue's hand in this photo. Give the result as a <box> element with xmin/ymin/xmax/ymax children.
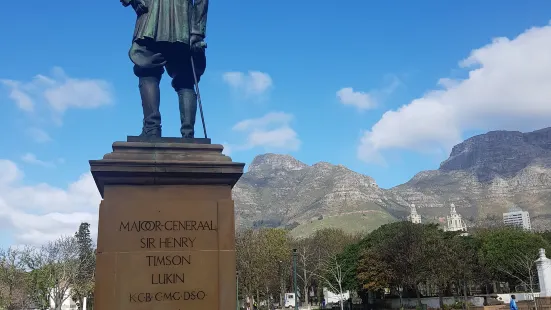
<box><xmin>190</xmin><ymin>35</ymin><xmax>207</xmax><ymax>52</ymax></box>
<box><xmin>131</xmin><ymin>0</ymin><xmax>148</xmax><ymax>15</ymax></box>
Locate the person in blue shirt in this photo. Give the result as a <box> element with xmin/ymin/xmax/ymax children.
<box><xmin>510</xmin><ymin>295</ymin><xmax>518</xmax><ymax>310</ymax></box>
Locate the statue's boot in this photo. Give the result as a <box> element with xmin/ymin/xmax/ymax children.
<box><xmin>178</xmin><ymin>89</ymin><xmax>197</xmax><ymax>138</ymax></box>
<box><xmin>138</xmin><ymin>76</ymin><xmax>162</xmax><ymax>138</ymax></box>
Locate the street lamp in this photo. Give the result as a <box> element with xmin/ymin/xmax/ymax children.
<box><xmin>293</xmin><ymin>249</ymin><xmax>298</xmax><ymax>310</ymax></box>
<box><xmin>236</xmin><ymin>271</ymin><xmax>239</xmax><ymax>310</ymax></box>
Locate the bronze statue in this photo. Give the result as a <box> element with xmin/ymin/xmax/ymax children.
<box><xmin>121</xmin><ymin>0</ymin><xmax>208</xmax><ymax>138</ymax></box>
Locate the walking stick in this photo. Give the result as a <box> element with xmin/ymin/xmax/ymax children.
<box><xmin>190</xmin><ymin>42</ymin><xmax>208</xmax><ymax>139</ymax></box>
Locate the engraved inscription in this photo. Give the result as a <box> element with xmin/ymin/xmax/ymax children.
<box><xmin>120</xmin><ymin>218</ymin><xmax>215</xmax><ymax>304</ymax></box>
<box><xmin>129</xmin><ymin>291</ymin><xmax>206</xmax><ymax>303</ymax></box>
<box><xmin>151</xmin><ymin>273</ymin><xmax>185</xmax><ymax>284</ymax></box>
<box><xmin>140</xmin><ymin>237</ymin><xmax>196</xmax><ymax>249</ymax></box>
<box><xmin>119</xmin><ymin>220</ymin><xmax>215</xmax><ymax>232</ymax></box>
<box><xmin>147</xmin><ymin>255</ymin><xmax>191</xmax><ymax>266</ymax></box>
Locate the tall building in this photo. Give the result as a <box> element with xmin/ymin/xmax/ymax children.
<box><xmin>445</xmin><ymin>204</ymin><xmax>467</xmax><ymax>233</ymax></box>
<box><xmin>503</xmin><ymin>209</ymin><xmax>531</xmax><ymax>230</ymax></box>
<box><xmin>408</xmin><ymin>204</ymin><xmax>422</xmax><ymax>224</ymax></box>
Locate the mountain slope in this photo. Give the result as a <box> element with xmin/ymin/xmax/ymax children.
<box><xmin>232</xmin><ymin>128</ymin><xmax>551</xmax><ymax>234</ymax></box>
<box><xmin>232</xmin><ymin>154</ymin><xmax>407</xmax><ymax>236</ymax></box>
<box><xmin>390</xmin><ymin>128</ymin><xmax>551</xmax><ymax>229</ymax></box>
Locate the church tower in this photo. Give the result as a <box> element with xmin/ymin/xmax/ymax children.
<box><xmin>445</xmin><ymin>203</ymin><xmax>467</xmax><ymax>234</ymax></box>
<box><xmin>407</xmin><ymin>203</ymin><xmax>422</xmax><ymax>224</ymax></box>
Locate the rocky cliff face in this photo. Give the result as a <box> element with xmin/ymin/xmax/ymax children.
<box><xmin>439</xmin><ymin>128</ymin><xmax>551</xmax><ymax>181</ymax></box>
<box><xmin>391</xmin><ymin>128</ymin><xmax>551</xmax><ymax>229</ymax></box>
<box><xmin>233</xmin><ymin>154</ymin><xmax>406</xmax><ymax>236</ymax></box>
<box><xmin>233</xmin><ymin>128</ymin><xmax>551</xmax><ymax>234</ymax></box>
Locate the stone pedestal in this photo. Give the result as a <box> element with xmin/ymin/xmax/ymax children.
<box><xmin>90</xmin><ymin>137</ymin><xmax>244</xmax><ymax>310</ymax></box>
<box><xmin>537</xmin><ymin>248</ymin><xmax>551</xmax><ymax>297</ymax></box>
<box><xmin>536</xmin><ymin>297</ymin><xmax>551</xmax><ymax>310</ymax></box>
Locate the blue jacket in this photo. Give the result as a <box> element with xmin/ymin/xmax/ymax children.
<box><xmin>510</xmin><ymin>299</ymin><xmax>518</xmax><ymax>310</ymax></box>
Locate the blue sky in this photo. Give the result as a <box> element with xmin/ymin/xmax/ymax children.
<box><xmin>2</xmin><ymin>0</ymin><xmax>551</xmax><ymax>246</ymax></box>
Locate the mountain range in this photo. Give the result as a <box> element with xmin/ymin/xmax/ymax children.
<box><xmin>232</xmin><ymin>128</ymin><xmax>551</xmax><ymax>237</ymax></box>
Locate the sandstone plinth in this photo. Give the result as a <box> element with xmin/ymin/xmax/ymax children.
<box><xmin>90</xmin><ymin>137</ymin><xmax>244</xmax><ymax>310</ymax></box>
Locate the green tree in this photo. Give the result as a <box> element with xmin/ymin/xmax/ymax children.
<box><xmin>355</xmin><ymin>222</ymin><xmax>432</xmax><ymax>307</ymax></box>
<box><xmin>357</xmin><ymin>246</ymin><xmax>393</xmax><ymax>291</ymax></box>
<box><xmin>478</xmin><ymin>227</ymin><xmax>550</xmax><ymax>284</ymax></box>
<box><xmin>450</xmin><ymin>235</ymin><xmax>483</xmax><ymax>310</ymax></box>
<box><xmin>236</xmin><ymin>228</ymin><xmax>292</xmax><ymax>308</ymax></box>
<box><xmin>257</xmin><ymin>228</ymin><xmax>292</xmax><ymax>307</ymax></box>
<box><xmin>27</xmin><ymin>267</ymin><xmax>52</xmax><ymax>310</ymax></box>
<box><xmin>422</xmin><ymin>229</ymin><xmax>458</xmax><ymax>308</ymax></box>
<box><xmin>335</xmin><ymin>242</ymin><xmax>363</xmax><ymax>292</ymax></box>
<box><xmin>0</xmin><ymin>247</ymin><xmax>31</xmax><ymax>310</ymax></box>
<box><xmin>294</xmin><ymin>235</ymin><xmax>317</xmax><ymax>307</ymax></box>
<box><xmin>339</xmin><ymin>229</ymin><xmax>393</xmax><ymax>297</ymax></box>
<box><xmin>312</xmin><ymin>228</ymin><xmax>358</xmax><ymax>310</ymax></box>
<box><xmin>540</xmin><ymin>231</ymin><xmax>551</xmax><ymax>245</ymax></box>
<box><xmin>236</xmin><ymin>229</ymin><xmax>261</xmax><ymax>306</ymax></box>
<box><xmin>26</xmin><ymin>236</ymin><xmax>80</xmax><ymax>310</ymax></box>
<box><xmin>72</xmin><ymin>222</ymin><xmax>96</xmax><ymax>310</ymax></box>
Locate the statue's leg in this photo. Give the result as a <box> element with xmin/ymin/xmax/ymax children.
<box><xmin>129</xmin><ymin>41</ymin><xmax>165</xmax><ymax>137</ymax></box>
<box><xmin>166</xmin><ymin>46</ymin><xmax>206</xmax><ymax>138</ymax></box>
<box><xmin>177</xmin><ymin>88</ymin><xmax>197</xmax><ymax>139</ymax></box>
<box><xmin>167</xmin><ymin>64</ymin><xmax>196</xmax><ymax>138</ymax></box>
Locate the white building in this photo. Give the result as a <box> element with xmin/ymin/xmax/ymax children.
<box><xmin>503</xmin><ymin>209</ymin><xmax>531</xmax><ymax>230</ymax></box>
<box><xmin>445</xmin><ymin>204</ymin><xmax>467</xmax><ymax>233</ymax></box>
<box><xmin>323</xmin><ymin>287</ymin><xmax>350</xmax><ymax>305</ymax></box>
<box><xmin>48</xmin><ymin>287</ymin><xmax>83</xmax><ymax>310</ymax></box>
<box><xmin>407</xmin><ymin>204</ymin><xmax>422</xmax><ymax>224</ymax></box>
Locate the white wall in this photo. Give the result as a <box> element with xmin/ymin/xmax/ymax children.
<box><xmin>496</xmin><ymin>293</ymin><xmax>540</xmax><ymax>304</ymax></box>
<box><xmin>382</xmin><ymin>296</ymin><xmax>485</xmax><ymax>309</ymax></box>
<box><xmin>380</xmin><ymin>293</ymin><xmax>541</xmax><ymax>309</ymax></box>
<box><xmin>49</xmin><ymin>287</ymin><xmax>78</xmax><ymax>310</ymax></box>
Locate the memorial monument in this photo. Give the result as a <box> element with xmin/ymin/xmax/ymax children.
<box><xmin>90</xmin><ymin>0</ymin><xmax>244</xmax><ymax>309</ymax></box>
<box><xmin>124</xmin><ymin>0</ymin><xmax>207</xmax><ymax>138</ymax></box>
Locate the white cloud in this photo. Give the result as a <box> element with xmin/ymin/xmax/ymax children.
<box><xmin>1</xmin><ymin>67</ymin><xmax>113</xmax><ymax>124</ymax></box>
<box><xmin>0</xmin><ymin>160</ymin><xmax>22</xmax><ymax>185</ymax></box>
<box><xmin>230</xmin><ymin>112</ymin><xmax>301</xmax><ymax>152</ymax></box>
<box><xmin>337</xmin><ymin>76</ymin><xmax>401</xmax><ymax>111</ymax></box>
<box><xmin>247</xmin><ymin>127</ymin><xmax>299</xmax><ymax>149</ymax></box>
<box><xmin>2</xmin><ymin>80</ymin><xmax>34</xmax><ymax>112</ymax></box>
<box><xmin>337</xmin><ymin>87</ymin><xmax>376</xmax><ymax>110</ymax></box>
<box><xmin>222</xmin><ymin>71</ymin><xmax>273</xmax><ymax>97</ymax></box>
<box><xmin>233</xmin><ymin>112</ymin><xmax>293</xmax><ymax>131</ymax></box>
<box><xmin>0</xmin><ymin>159</ymin><xmax>100</xmax><ymax>246</ymax></box>
<box><xmin>26</xmin><ymin>128</ymin><xmax>52</xmax><ymax>143</ymax></box>
<box><xmin>358</xmin><ymin>22</ymin><xmax>551</xmax><ymax>163</ymax></box>
<box><xmin>21</xmin><ymin>153</ymin><xmax>56</xmax><ymax>168</ymax></box>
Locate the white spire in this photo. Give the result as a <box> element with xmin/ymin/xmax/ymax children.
<box><xmin>408</xmin><ymin>203</ymin><xmax>422</xmax><ymax>224</ymax></box>
<box><xmin>540</xmin><ymin>248</ymin><xmax>547</xmax><ymax>260</ymax></box>
<box><xmin>446</xmin><ymin>203</ymin><xmax>467</xmax><ymax>233</ymax></box>
<box><xmin>450</xmin><ymin>203</ymin><xmax>457</xmax><ymax>215</ymax></box>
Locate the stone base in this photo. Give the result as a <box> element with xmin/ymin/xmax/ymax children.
<box><xmin>90</xmin><ymin>137</ymin><xmax>243</xmax><ymax>197</ymax></box>
<box><xmin>471</xmin><ymin>306</ymin><xmax>506</xmax><ymax>310</ymax></box>
<box><xmin>90</xmin><ymin>138</ymin><xmax>243</xmax><ymax>310</ymax></box>
<box><xmin>537</xmin><ymin>297</ymin><xmax>551</xmax><ymax>310</ymax></box>
<box><xmin>472</xmin><ymin>299</ymin><xmax>551</xmax><ymax>310</ymax></box>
